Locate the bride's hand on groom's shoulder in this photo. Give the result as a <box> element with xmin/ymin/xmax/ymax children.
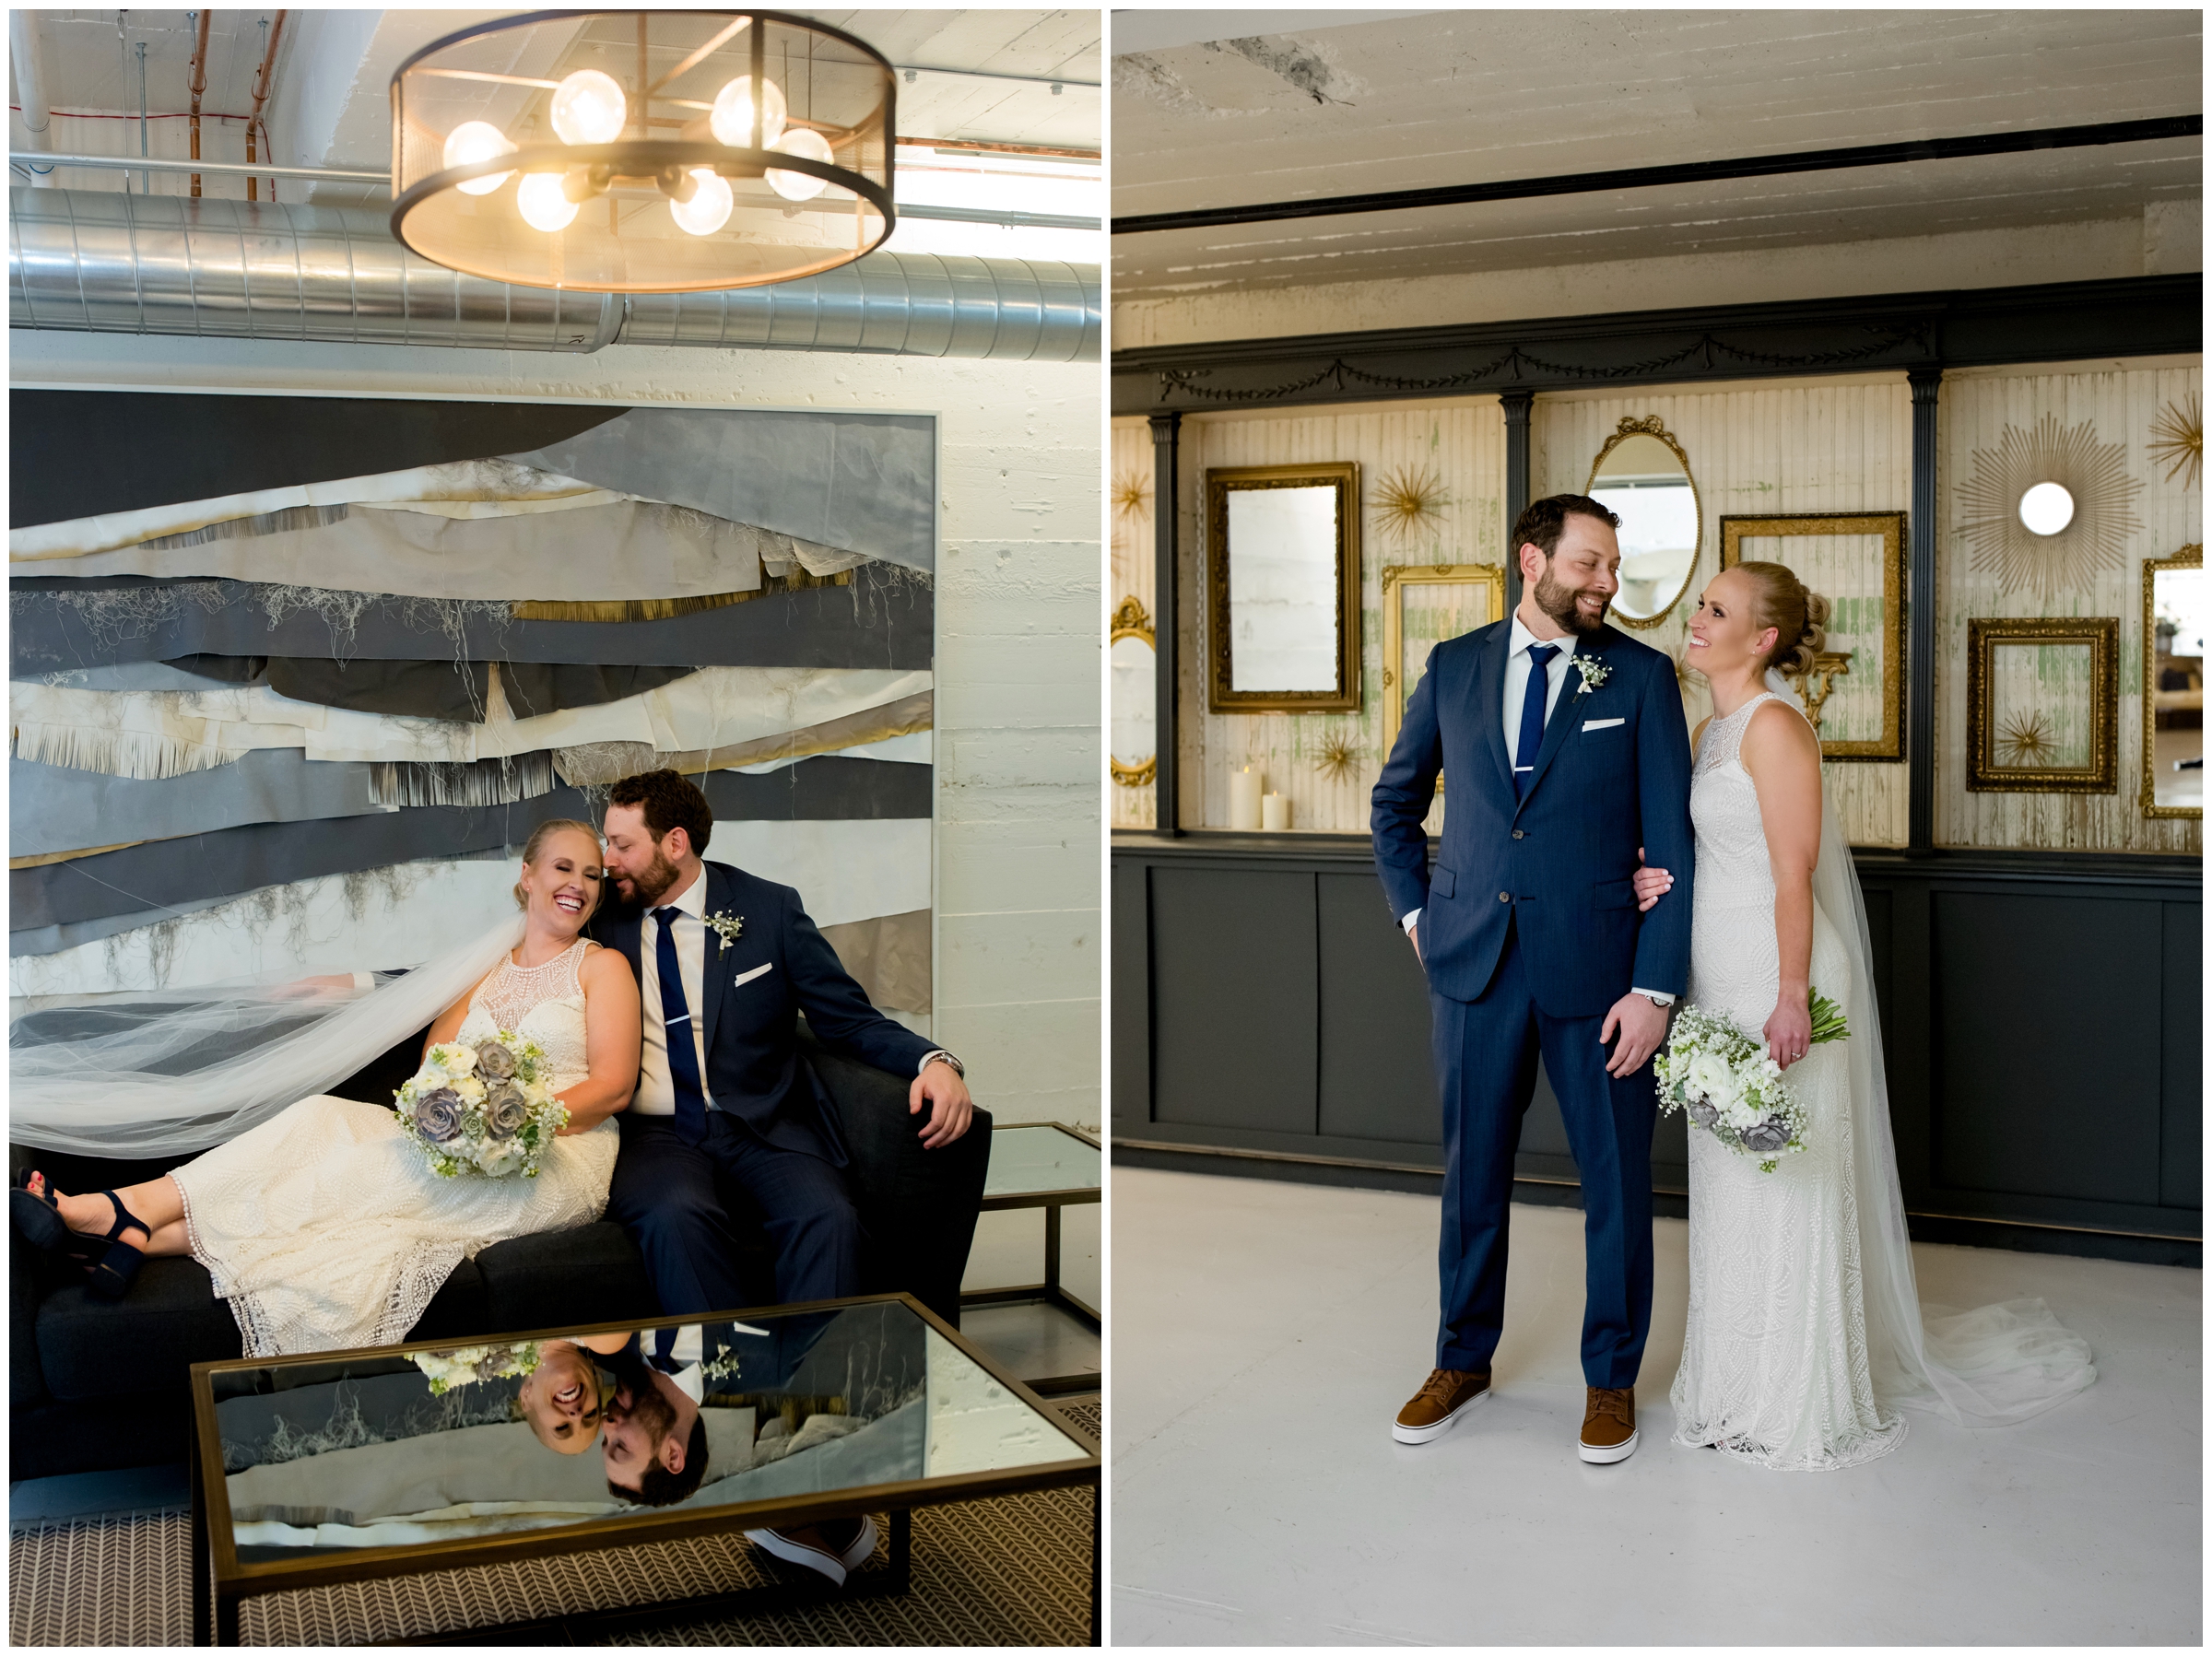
<box><xmin>909</xmin><ymin>1061</ymin><xmax>974</xmax><ymax>1150</ymax></box>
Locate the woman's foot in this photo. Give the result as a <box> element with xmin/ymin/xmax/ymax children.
<box><xmin>52</xmin><ymin>1187</ymin><xmax>148</xmax><ymax>1248</ymax></box>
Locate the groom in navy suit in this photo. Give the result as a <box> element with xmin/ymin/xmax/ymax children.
<box><xmin>593</xmin><ymin>769</ymin><xmax>973</xmax><ymax>1324</ymax></box>
<box><xmin>1371</xmin><ymin>495</ymin><xmax>1693</xmax><ymax>1464</ymax></box>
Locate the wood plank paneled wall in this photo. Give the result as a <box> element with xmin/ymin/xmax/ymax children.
<box><xmin>1534</xmin><ymin>375</ymin><xmax>1914</xmax><ymax>847</ymax></box>
<box><xmin>1168</xmin><ymin>398</ymin><xmax>1509</xmax><ymax>833</ymax></box>
<box><xmin>1939</xmin><ymin>358</ymin><xmax>2204</xmax><ymax>853</ymax></box>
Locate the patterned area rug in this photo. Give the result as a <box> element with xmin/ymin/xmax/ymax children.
<box><xmin>11</xmin><ymin>1400</ymin><xmax>1099</xmax><ymax>1647</ymax></box>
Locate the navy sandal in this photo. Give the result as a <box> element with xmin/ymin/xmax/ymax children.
<box><xmin>11</xmin><ymin>1174</ymin><xmax>108</xmax><ymax>1267</ymax></box>
<box><xmin>83</xmin><ymin>1191</ymin><xmax>153</xmax><ymax>1301</ymax></box>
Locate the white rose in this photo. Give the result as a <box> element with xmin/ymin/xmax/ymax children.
<box><xmin>455</xmin><ymin>1076</ymin><xmax>488</xmax><ymax>1105</ymax></box>
<box><xmin>1688</xmin><ymin>1053</ymin><xmax>1732</xmax><ymax>1099</ymax></box>
<box><xmin>430</xmin><ymin>1043</ymin><xmax>479</xmax><ymax>1076</ymax></box>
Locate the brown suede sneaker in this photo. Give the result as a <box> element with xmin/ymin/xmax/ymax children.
<box><xmin>1392</xmin><ymin>1367</ymin><xmax>1490</xmax><ymax>1444</ymax></box>
<box><xmin>1580</xmin><ymin>1385</ymin><xmax>1638</xmax><ymax>1463</ymax></box>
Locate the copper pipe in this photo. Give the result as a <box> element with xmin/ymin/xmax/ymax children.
<box><xmin>186</xmin><ymin>10</ymin><xmax>210</xmax><ymax>197</ymax></box>
<box><xmin>244</xmin><ymin>9</ymin><xmax>286</xmax><ymax>202</ymax></box>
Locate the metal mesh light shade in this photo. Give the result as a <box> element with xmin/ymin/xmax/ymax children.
<box><xmin>391</xmin><ymin>11</ymin><xmax>894</xmax><ymax>293</ymax></box>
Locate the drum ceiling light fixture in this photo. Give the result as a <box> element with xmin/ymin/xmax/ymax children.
<box><xmin>391</xmin><ymin>10</ymin><xmax>894</xmax><ymax>293</ymax></box>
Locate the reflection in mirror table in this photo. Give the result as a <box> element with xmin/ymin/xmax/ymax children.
<box><xmin>188</xmin><ymin>1295</ymin><xmax>1100</xmax><ymax>1645</ymax></box>
<box><xmin>963</xmin><ymin>1123</ymin><xmax>1103</xmax><ymax>1395</ymax></box>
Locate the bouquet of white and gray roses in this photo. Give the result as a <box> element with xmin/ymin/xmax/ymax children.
<box><xmin>394</xmin><ymin>1034</ymin><xmax>568</xmax><ymax>1179</ymax></box>
<box><xmin>1654</xmin><ymin>992</ymin><xmax>1848</xmax><ymax>1173</ymax></box>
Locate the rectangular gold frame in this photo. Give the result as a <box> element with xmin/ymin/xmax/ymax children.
<box><xmin>1966</xmin><ymin>617</ymin><xmax>2120</xmax><ymax>794</ymax></box>
<box><xmin>1719</xmin><ymin>511</ymin><xmax>1905</xmax><ymax>760</ymax></box>
<box><xmin>2140</xmin><ymin>543</ymin><xmax>2204</xmax><ymax>819</ymax></box>
<box><xmin>1380</xmin><ymin>561</ymin><xmax>1508</xmax><ymax>757</ymax></box>
<box><xmin>1206</xmin><ymin>462</ymin><xmax>1362</xmax><ymax>713</ymax></box>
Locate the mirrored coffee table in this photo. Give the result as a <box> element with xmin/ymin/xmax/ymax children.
<box><xmin>962</xmin><ymin>1123</ymin><xmax>1102</xmax><ymax>1393</ymax></box>
<box><xmin>188</xmin><ymin>1293</ymin><xmax>1100</xmax><ymax>1645</ymax></box>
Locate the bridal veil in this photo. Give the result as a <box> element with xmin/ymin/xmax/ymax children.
<box><xmin>1768</xmin><ymin>667</ymin><xmax>2099</xmax><ymax>1427</ymax></box>
<box><xmin>10</xmin><ymin>915</ymin><xmax>525</xmax><ymax>1157</ymax></box>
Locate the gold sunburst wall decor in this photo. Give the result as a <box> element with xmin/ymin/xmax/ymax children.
<box><xmin>1957</xmin><ymin>413</ymin><xmax>2143</xmax><ymax>602</ymax></box>
<box><xmin>1372</xmin><ymin>465</ymin><xmax>1452</xmax><ymax>545</ymax></box>
<box><xmin>1112</xmin><ymin>470</ymin><xmax>1153</xmax><ymax>522</ymax></box>
<box><xmin>2149</xmin><ymin>395</ymin><xmax>2202</xmax><ymax>490</ymax></box>
<box><xmin>1312</xmin><ymin>727</ymin><xmax>1365</xmax><ymax>784</ymax></box>
<box><xmin>1996</xmin><ymin>711</ymin><xmax>2058</xmax><ymax>768</ymax></box>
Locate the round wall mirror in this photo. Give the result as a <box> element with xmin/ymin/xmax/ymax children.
<box><xmin>2019</xmin><ymin>481</ymin><xmax>2077</xmax><ymax>536</ymax></box>
<box><xmin>1111</xmin><ymin>599</ymin><xmax>1158</xmax><ymax>787</ymax></box>
<box><xmin>1586</xmin><ymin>418</ymin><xmax>1701</xmax><ymax>628</ymax></box>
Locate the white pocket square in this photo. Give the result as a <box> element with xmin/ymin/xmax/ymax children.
<box><xmin>731</xmin><ymin>962</ymin><xmax>773</xmax><ymax>989</ymax></box>
<box><xmin>1582</xmin><ymin>717</ymin><xmax>1625</xmax><ymax>732</ymax></box>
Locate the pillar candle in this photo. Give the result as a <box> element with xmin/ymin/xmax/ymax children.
<box><xmin>1262</xmin><ymin>792</ymin><xmax>1290</xmax><ymax>831</ymax></box>
<box><xmin>1229</xmin><ymin>766</ymin><xmax>1263</xmax><ymax>829</ymax></box>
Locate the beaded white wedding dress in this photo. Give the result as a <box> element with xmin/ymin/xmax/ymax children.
<box><xmin>1669</xmin><ymin>682</ymin><xmax>2097</xmax><ymax>1467</ymax></box>
<box><xmin>1669</xmin><ymin>693</ymin><xmax>1907</xmax><ymax>1469</ymax></box>
<box><xmin>171</xmin><ymin>941</ymin><xmax>619</xmax><ymax>1357</ymax></box>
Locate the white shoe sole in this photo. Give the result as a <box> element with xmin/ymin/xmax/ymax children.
<box><xmin>839</xmin><ymin>1514</ymin><xmax>880</xmax><ymax>1573</ymax></box>
<box><xmin>744</xmin><ymin>1527</ymin><xmax>849</xmax><ymax>1587</ymax></box>
<box><xmin>1391</xmin><ymin>1387</ymin><xmax>1488</xmax><ymax>1444</ymax></box>
<box><xmin>1579</xmin><ymin>1427</ymin><xmax>1639</xmax><ymax>1464</ymax></box>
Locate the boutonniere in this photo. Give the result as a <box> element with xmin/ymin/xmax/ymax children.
<box><xmin>1571</xmin><ymin>656</ymin><xmax>1611</xmax><ymax>695</ymax></box>
<box><xmin>703</xmin><ymin>910</ymin><xmax>745</xmax><ymax>946</ymax></box>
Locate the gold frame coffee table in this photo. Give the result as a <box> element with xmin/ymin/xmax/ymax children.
<box><xmin>188</xmin><ymin>1292</ymin><xmax>1100</xmax><ymax>1645</ymax></box>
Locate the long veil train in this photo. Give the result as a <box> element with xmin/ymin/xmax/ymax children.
<box><xmin>1769</xmin><ymin>666</ymin><xmax>2097</xmax><ymax>1426</ymax></box>
<box><xmin>10</xmin><ymin>916</ymin><xmax>525</xmax><ymax>1158</ymax></box>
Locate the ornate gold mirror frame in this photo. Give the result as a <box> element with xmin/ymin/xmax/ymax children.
<box><xmin>1584</xmin><ymin>416</ymin><xmax>1701</xmax><ymax>630</ymax></box>
<box><xmin>1110</xmin><ymin>595</ymin><xmax>1158</xmax><ymax>788</ymax></box>
<box><xmin>2141</xmin><ymin>543</ymin><xmax>2204</xmax><ymax>820</ymax></box>
<box><xmin>1966</xmin><ymin>616</ymin><xmax>2120</xmax><ymax>794</ymax></box>
<box><xmin>1380</xmin><ymin>562</ymin><xmax>1509</xmax><ymax>760</ymax></box>
<box><xmin>1205</xmin><ymin>462</ymin><xmax>1362</xmax><ymax>713</ymax></box>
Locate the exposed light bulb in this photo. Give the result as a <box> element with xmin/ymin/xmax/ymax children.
<box><xmin>668</xmin><ymin>168</ymin><xmax>734</xmax><ymax>235</ymax></box>
<box><xmin>2019</xmin><ymin>481</ymin><xmax>2076</xmax><ymax>536</ymax></box>
<box><xmin>515</xmin><ymin>171</ymin><xmax>580</xmax><ymax>232</ymax></box>
<box><xmin>441</xmin><ymin>120</ymin><xmax>516</xmax><ymax>195</ymax></box>
<box><xmin>549</xmin><ymin>68</ymin><xmax>627</xmax><ymax>145</ymax></box>
<box><xmin>766</xmin><ymin>127</ymin><xmax>834</xmax><ymax>201</ymax></box>
<box><xmin>709</xmin><ymin>74</ymin><xmax>787</xmax><ymax>147</ymax></box>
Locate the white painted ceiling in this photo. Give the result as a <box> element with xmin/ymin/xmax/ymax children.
<box><xmin>1112</xmin><ymin>9</ymin><xmax>2204</xmax><ymax>301</ymax></box>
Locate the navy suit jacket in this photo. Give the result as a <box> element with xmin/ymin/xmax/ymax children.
<box><xmin>1371</xmin><ymin>619</ymin><xmax>1695</xmax><ymax>1016</ymax></box>
<box><xmin>593</xmin><ymin>860</ymin><xmax>934</xmax><ymax>1166</ymax></box>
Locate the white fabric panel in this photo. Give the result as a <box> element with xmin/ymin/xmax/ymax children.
<box><xmin>10</xmin><ymin>460</ymin><xmax>626</xmax><ymax>562</ymax></box>
<box><xmin>11</xmin><ymin>667</ymin><xmax>933</xmax><ymax>779</ymax></box>
<box><xmin>8</xmin><ymin>818</ymin><xmax>930</xmax><ymax>996</ymax></box>
<box><xmin>733</xmin><ymin>729</ymin><xmax>934</xmax><ymax>773</ymax></box>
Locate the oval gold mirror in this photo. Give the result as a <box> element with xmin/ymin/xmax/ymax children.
<box><xmin>1111</xmin><ymin>597</ymin><xmax>1157</xmax><ymax>787</ymax></box>
<box><xmin>1586</xmin><ymin>417</ymin><xmax>1700</xmax><ymax>628</ymax></box>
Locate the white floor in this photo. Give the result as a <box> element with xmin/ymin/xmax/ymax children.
<box><xmin>1111</xmin><ymin>1169</ymin><xmax>2202</xmax><ymax>1646</ymax></box>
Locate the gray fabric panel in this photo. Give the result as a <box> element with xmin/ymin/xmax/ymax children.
<box><xmin>12</xmin><ymin>660</ymin><xmax>255</xmax><ymax>693</ymax></box>
<box><xmin>12</xmin><ymin>758</ymin><xmax>930</xmax><ymax>932</ymax></box>
<box><xmin>9</xmin><ymin>751</ymin><xmax>392</xmax><ymax>858</ymax></box>
<box><xmin>507</xmin><ymin>408</ymin><xmax>935</xmax><ymax>576</ymax></box>
<box><xmin>8</xmin><ymin>891</ymin><xmax>234</xmax><ymax>957</ymax></box>
<box><xmin>9</xmin><ymin>566</ymin><xmax>931</xmax><ymax>675</ymax></box>
<box><xmin>22</xmin><ymin>658</ymin><xmax>701</xmax><ymax>722</ymax></box>
<box><xmin>499</xmin><ymin>662</ymin><xmax>697</xmax><ymax>721</ymax></box>
<box><xmin>265</xmin><ymin>657</ymin><xmax>491</xmax><ymax>722</ymax></box>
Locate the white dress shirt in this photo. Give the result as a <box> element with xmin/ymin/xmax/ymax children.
<box><xmin>633</xmin><ymin>865</ymin><xmax>958</xmax><ymax>1118</ymax></box>
<box><xmin>1401</xmin><ymin>615</ymin><xmax>1673</xmax><ymax>1006</ymax></box>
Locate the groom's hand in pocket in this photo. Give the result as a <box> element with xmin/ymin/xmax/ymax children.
<box><xmin>1600</xmin><ymin>992</ymin><xmax>1668</xmax><ymax>1078</ymax></box>
<box><xmin>910</xmin><ymin>1060</ymin><xmax>974</xmax><ymax>1149</ymax></box>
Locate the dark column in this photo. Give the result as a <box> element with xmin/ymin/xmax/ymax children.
<box><xmin>1907</xmin><ymin>368</ymin><xmax>1941</xmax><ymax>854</ymax></box>
<box><xmin>1148</xmin><ymin>412</ymin><xmax>1183</xmax><ymax>835</ymax></box>
<box><xmin>1501</xmin><ymin>389</ymin><xmax>1534</xmax><ymax>609</ymax></box>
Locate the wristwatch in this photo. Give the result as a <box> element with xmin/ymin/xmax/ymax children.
<box><xmin>923</xmin><ymin>1050</ymin><xmax>965</xmax><ymax>1077</ymax></box>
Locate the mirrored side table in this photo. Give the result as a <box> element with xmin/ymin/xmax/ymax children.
<box><xmin>961</xmin><ymin>1123</ymin><xmax>1101</xmax><ymax>1394</ymax></box>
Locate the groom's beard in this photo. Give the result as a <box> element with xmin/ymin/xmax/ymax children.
<box><xmin>618</xmin><ymin>843</ymin><xmax>685</xmax><ymax>908</ymax></box>
<box><xmin>1533</xmin><ymin>562</ymin><xmax>1606</xmax><ymax>635</ymax></box>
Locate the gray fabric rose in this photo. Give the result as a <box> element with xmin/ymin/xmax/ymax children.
<box><xmin>1687</xmin><ymin>1098</ymin><xmax>1719</xmax><ymax>1129</ymax></box>
<box><xmin>1742</xmin><ymin>1118</ymin><xmax>1790</xmax><ymax>1154</ymax></box>
<box><xmin>474</xmin><ymin>1040</ymin><xmax>518</xmax><ymax>1082</ymax></box>
<box><xmin>484</xmin><ymin>1083</ymin><xmax>531</xmax><ymax>1139</ymax></box>
<box><xmin>413</xmin><ymin>1087</ymin><xmax>465</xmax><ymax>1144</ymax></box>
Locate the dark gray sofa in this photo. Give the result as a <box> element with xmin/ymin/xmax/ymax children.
<box><xmin>10</xmin><ymin>1025</ymin><xmax>989</xmax><ymax>1483</ymax></box>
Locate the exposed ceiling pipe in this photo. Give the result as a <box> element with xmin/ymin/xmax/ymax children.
<box><xmin>244</xmin><ymin>10</ymin><xmax>286</xmax><ymax>203</ymax></box>
<box><xmin>7</xmin><ymin>187</ymin><xmax>1100</xmax><ymax>362</ymax></box>
<box><xmin>8</xmin><ymin>12</ymin><xmax>55</xmax><ymax>188</ymax></box>
<box><xmin>187</xmin><ymin>9</ymin><xmax>211</xmax><ymax>198</ymax></box>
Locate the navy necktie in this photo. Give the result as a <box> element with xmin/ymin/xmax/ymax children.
<box><xmin>1514</xmin><ymin>643</ymin><xmax>1559</xmax><ymax>799</ymax></box>
<box><xmin>653</xmin><ymin>907</ymin><xmax>710</xmax><ymax>1145</ymax></box>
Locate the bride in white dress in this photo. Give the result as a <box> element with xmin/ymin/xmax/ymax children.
<box><xmin>1645</xmin><ymin>562</ymin><xmax>2097</xmax><ymax>1469</ymax></box>
<box><xmin>16</xmin><ymin>819</ymin><xmax>640</xmax><ymax>1357</ymax></box>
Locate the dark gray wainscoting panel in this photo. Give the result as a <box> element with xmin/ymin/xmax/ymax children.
<box><xmin>1116</xmin><ymin>834</ymin><xmax>2201</xmax><ymax>1254</ymax></box>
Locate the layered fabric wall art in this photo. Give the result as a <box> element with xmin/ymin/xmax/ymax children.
<box><xmin>9</xmin><ymin>392</ymin><xmax>936</xmax><ymax>1018</ymax></box>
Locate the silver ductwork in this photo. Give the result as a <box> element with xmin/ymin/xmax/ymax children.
<box><xmin>7</xmin><ymin>188</ymin><xmax>1100</xmax><ymax>360</ymax></box>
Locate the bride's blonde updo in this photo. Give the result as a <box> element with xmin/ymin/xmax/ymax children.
<box><xmin>514</xmin><ymin>818</ymin><xmax>604</xmax><ymax>913</ymax></box>
<box><xmin>1732</xmin><ymin>560</ymin><xmax>1832</xmax><ymax>679</ymax></box>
